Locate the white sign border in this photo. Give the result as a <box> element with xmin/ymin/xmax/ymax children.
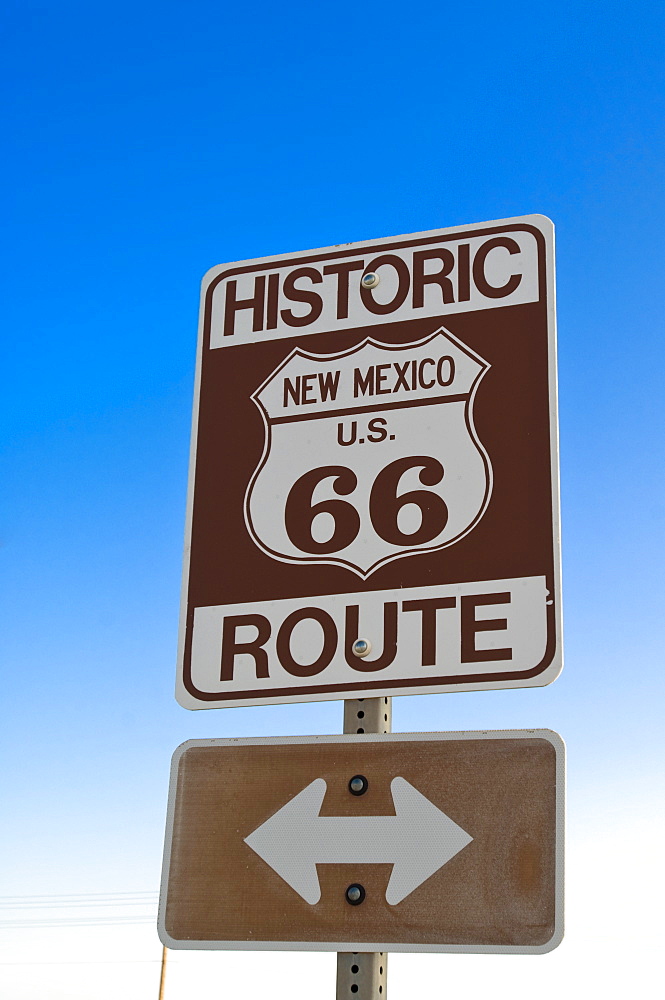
<box><xmin>158</xmin><ymin>728</ymin><xmax>565</xmax><ymax>955</ymax></box>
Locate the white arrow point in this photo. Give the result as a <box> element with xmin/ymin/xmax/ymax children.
<box><xmin>243</xmin><ymin>777</ymin><xmax>326</xmax><ymax>904</ymax></box>
<box><xmin>243</xmin><ymin>775</ymin><xmax>472</xmax><ymax>906</ymax></box>
<box><xmin>385</xmin><ymin>776</ymin><xmax>473</xmax><ymax>904</ymax></box>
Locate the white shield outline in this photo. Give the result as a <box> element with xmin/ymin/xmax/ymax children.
<box><xmin>244</xmin><ymin>329</ymin><xmax>493</xmax><ymax>579</ymax></box>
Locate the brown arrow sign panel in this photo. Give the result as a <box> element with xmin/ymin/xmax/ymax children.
<box><xmin>158</xmin><ymin>730</ymin><xmax>564</xmax><ymax>954</ymax></box>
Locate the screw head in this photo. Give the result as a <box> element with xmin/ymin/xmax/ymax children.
<box><xmin>361</xmin><ymin>271</ymin><xmax>380</xmax><ymax>289</ymax></box>
<box><xmin>352</xmin><ymin>638</ymin><xmax>372</xmax><ymax>658</ymax></box>
<box><xmin>349</xmin><ymin>774</ymin><xmax>369</xmax><ymax>796</ymax></box>
<box><xmin>345</xmin><ymin>883</ymin><xmax>366</xmax><ymax>905</ymax></box>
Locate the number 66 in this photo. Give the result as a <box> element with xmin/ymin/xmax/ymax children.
<box><xmin>284</xmin><ymin>456</ymin><xmax>448</xmax><ymax>555</ymax></box>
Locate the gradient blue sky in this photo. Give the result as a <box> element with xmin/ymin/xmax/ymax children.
<box><xmin>1</xmin><ymin>2</ymin><xmax>664</xmax><ymax>997</ymax></box>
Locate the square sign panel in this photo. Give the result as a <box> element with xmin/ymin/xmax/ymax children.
<box><xmin>177</xmin><ymin>215</ymin><xmax>561</xmax><ymax>708</ymax></box>
<box><xmin>158</xmin><ymin>730</ymin><xmax>564</xmax><ymax>953</ymax></box>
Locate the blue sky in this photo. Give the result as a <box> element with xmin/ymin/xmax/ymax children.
<box><xmin>1</xmin><ymin>1</ymin><xmax>664</xmax><ymax>996</ymax></box>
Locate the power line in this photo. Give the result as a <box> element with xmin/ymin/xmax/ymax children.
<box><xmin>0</xmin><ymin>891</ymin><xmax>157</xmax><ymax>903</ymax></box>
<box><xmin>0</xmin><ymin>915</ymin><xmax>156</xmax><ymax>929</ymax></box>
<box><xmin>0</xmin><ymin>959</ymin><xmax>164</xmax><ymax>966</ymax></box>
<box><xmin>0</xmin><ymin>890</ymin><xmax>159</xmax><ymax>929</ymax></box>
<box><xmin>1</xmin><ymin>900</ymin><xmax>157</xmax><ymax>910</ymax></box>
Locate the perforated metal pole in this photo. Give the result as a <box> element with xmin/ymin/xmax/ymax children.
<box><xmin>343</xmin><ymin>697</ymin><xmax>392</xmax><ymax>737</ymax></box>
<box><xmin>336</xmin><ymin>949</ymin><xmax>388</xmax><ymax>999</ymax></box>
<box><xmin>336</xmin><ymin>698</ymin><xmax>391</xmax><ymax>999</ymax></box>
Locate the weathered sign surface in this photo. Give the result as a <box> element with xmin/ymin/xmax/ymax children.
<box><xmin>158</xmin><ymin>730</ymin><xmax>564</xmax><ymax>953</ymax></box>
<box><xmin>177</xmin><ymin>216</ymin><xmax>561</xmax><ymax>708</ymax></box>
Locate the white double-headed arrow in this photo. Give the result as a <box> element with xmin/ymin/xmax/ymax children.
<box><xmin>244</xmin><ymin>777</ymin><xmax>473</xmax><ymax>905</ymax></box>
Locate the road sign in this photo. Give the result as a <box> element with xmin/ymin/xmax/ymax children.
<box><xmin>177</xmin><ymin>215</ymin><xmax>561</xmax><ymax>709</ymax></box>
<box><xmin>158</xmin><ymin>730</ymin><xmax>564</xmax><ymax>953</ymax></box>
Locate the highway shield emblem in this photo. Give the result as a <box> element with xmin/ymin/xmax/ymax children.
<box><xmin>245</xmin><ymin>329</ymin><xmax>492</xmax><ymax>578</ymax></box>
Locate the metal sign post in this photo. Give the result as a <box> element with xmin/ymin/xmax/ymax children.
<box><xmin>159</xmin><ymin>216</ymin><xmax>564</xmax><ymax>985</ymax></box>
<box><xmin>336</xmin><ymin>950</ymin><xmax>387</xmax><ymax>1000</ymax></box>
<box><xmin>338</xmin><ymin>698</ymin><xmax>392</xmax><ymax>999</ymax></box>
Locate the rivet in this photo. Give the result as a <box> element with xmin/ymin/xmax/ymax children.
<box><xmin>345</xmin><ymin>883</ymin><xmax>366</xmax><ymax>905</ymax></box>
<box><xmin>361</xmin><ymin>272</ymin><xmax>380</xmax><ymax>289</ymax></box>
<box><xmin>348</xmin><ymin>774</ymin><xmax>369</xmax><ymax>796</ymax></box>
<box><xmin>352</xmin><ymin>638</ymin><xmax>372</xmax><ymax>658</ymax></box>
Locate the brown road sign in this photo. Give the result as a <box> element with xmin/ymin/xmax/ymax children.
<box><xmin>177</xmin><ymin>215</ymin><xmax>561</xmax><ymax>709</ymax></box>
<box><xmin>158</xmin><ymin>730</ymin><xmax>564</xmax><ymax>954</ymax></box>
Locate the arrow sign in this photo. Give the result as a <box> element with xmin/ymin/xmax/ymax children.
<box><xmin>243</xmin><ymin>776</ymin><xmax>473</xmax><ymax>905</ymax></box>
<box><xmin>161</xmin><ymin>733</ymin><xmax>563</xmax><ymax>952</ymax></box>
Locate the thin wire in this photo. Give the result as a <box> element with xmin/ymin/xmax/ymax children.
<box><xmin>0</xmin><ymin>913</ymin><xmax>156</xmax><ymax>925</ymax></box>
<box><xmin>0</xmin><ymin>891</ymin><xmax>157</xmax><ymax>902</ymax></box>
<box><xmin>0</xmin><ymin>889</ymin><xmax>159</xmax><ymax>929</ymax></box>
<box><xmin>0</xmin><ymin>896</ymin><xmax>157</xmax><ymax>910</ymax></box>
<box><xmin>0</xmin><ymin>959</ymin><xmax>165</xmax><ymax>966</ymax></box>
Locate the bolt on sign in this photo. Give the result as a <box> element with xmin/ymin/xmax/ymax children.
<box><xmin>177</xmin><ymin>215</ymin><xmax>561</xmax><ymax>709</ymax></box>
<box><xmin>158</xmin><ymin>730</ymin><xmax>564</xmax><ymax>953</ymax></box>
